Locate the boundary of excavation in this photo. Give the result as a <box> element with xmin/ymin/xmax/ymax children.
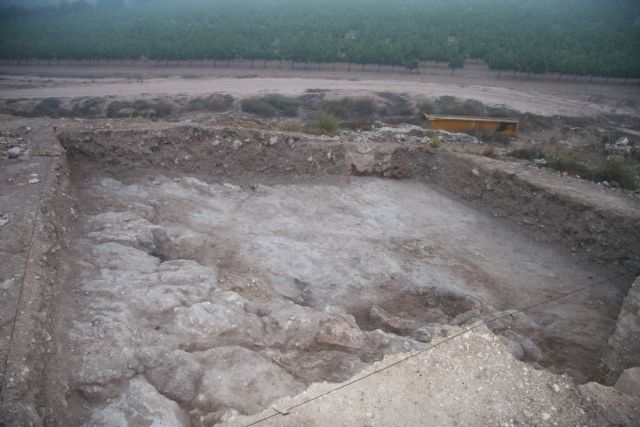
<box><xmin>247</xmin><ymin>268</ymin><xmax>639</xmax><ymax>426</ymax></box>
<box><xmin>0</xmin><ymin>157</ymin><xmax>52</xmax><ymax>393</ymax></box>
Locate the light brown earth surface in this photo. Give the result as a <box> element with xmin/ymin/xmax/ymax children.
<box><xmin>0</xmin><ymin>68</ymin><xmax>639</xmax><ymax>426</ymax></box>
<box><xmin>1</xmin><ymin>64</ymin><xmax>639</xmax><ymax>117</ymax></box>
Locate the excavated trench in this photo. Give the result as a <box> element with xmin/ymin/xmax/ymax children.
<box><xmin>45</xmin><ymin>124</ymin><xmax>634</xmax><ymax>425</ymax></box>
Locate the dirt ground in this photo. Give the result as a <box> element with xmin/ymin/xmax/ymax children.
<box><xmin>1</xmin><ymin>64</ymin><xmax>638</xmax><ymax>117</ymax></box>
<box><xmin>1</xmin><ymin>67</ymin><xmax>640</xmax><ymax>426</ymax></box>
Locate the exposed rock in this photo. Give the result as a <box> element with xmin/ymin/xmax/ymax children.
<box><xmin>85</xmin><ymin>377</ymin><xmax>190</xmax><ymax>427</ymax></box>
<box><xmin>0</xmin><ymin>277</ymin><xmax>16</xmax><ymax>290</ymax></box>
<box><xmin>579</xmin><ymin>382</ymin><xmax>640</xmax><ymax>426</ymax></box>
<box><xmin>369</xmin><ymin>304</ymin><xmax>420</xmax><ymax>335</ymax></box>
<box><xmin>0</xmin><ymin>213</ymin><xmax>9</xmax><ymax>227</ymax></box>
<box><xmin>533</xmin><ymin>158</ymin><xmax>547</xmax><ymax>167</ymax></box>
<box><xmin>615</xmin><ymin>367</ymin><xmax>640</xmax><ymax>398</ymax></box>
<box><xmin>261</xmin><ymin>349</ymin><xmax>367</xmax><ymax>383</ymax></box>
<box><xmin>605</xmin><ymin>137</ymin><xmax>631</xmax><ymax>156</ymax></box>
<box><xmin>436</xmin><ymin>130</ymin><xmax>479</xmax><ymax>144</ymax></box>
<box><xmin>85</xmin><ymin>212</ymin><xmax>168</xmax><ymax>255</ymax></box>
<box><xmin>499</xmin><ymin>330</ymin><xmax>543</xmax><ymax>361</ymax></box>
<box><xmin>168</xmin><ymin>292</ymin><xmax>264</xmax><ymax>350</ymax></box>
<box><xmin>602</xmin><ymin>276</ymin><xmax>640</xmax><ymax>384</ymax></box>
<box><xmin>194</xmin><ymin>346</ymin><xmax>304</xmax><ymax>415</ymax></box>
<box><xmin>498</xmin><ymin>334</ymin><xmax>525</xmax><ymax>360</ymax></box>
<box><xmin>7</xmin><ymin>146</ymin><xmax>21</xmax><ymax>158</ymax></box>
<box><xmin>412</xmin><ymin>323</ymin><xmax>455</xmax><ymax>343</ymax></box>
<box><xmin>141</xmin><ymin>349</ymin><xmax>202</xmax><ymax>404</ymax></box>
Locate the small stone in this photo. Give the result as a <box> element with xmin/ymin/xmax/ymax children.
<box><xmin>541</xmin><ymin>412</ymin><xmax>551</xmax><ymax>420</ymax></box>
<box><xmin>552</xmin><ymin>384</ymin><xmax>560</xmax><ymax>392</ymax></box>
<box><xmin>601</xmin><ymin>180</ymin><xmax>610</xmax><ymax>188</ymax></box>
<box><xmin>0</xmin><ymin>277</ymin><xmax>16</xmax><ymax>290</ymax></box>
<box><xmin>307</xmin><ymin>156</ymin><xmax>313</xmax><ymax>162</ymax></box>
<box><xmin>0</xmin><ymin>213</ymin><xmax>9</xmax><ymax>227</ymax></box>
<box><xmin>533</xmin><ymin>158</ymin><xmax>547</xmax><ymax>167</ymax></box>
<box><xmin>28</xmin><ymin>175</ymin><xmax>40</xmax><ymax>185</ymax></box>
<box><xmin>268</xmin><ymin>135</ymin><xmax>278</xmax><ymax>146</ymax></box>
<box><xmin>7</xmin><ymin>147</ymin><xmax>21</xmax><ymax>158</ymax></box>
<box><xmin>232</xmin><ymin>140</ymin><xmax>243</xmax><ymax>150</ymax></box>
<box><xmin>471</xmin><ymin>168</ymin><xmax>480</xmax><ymax>176</ymax></box>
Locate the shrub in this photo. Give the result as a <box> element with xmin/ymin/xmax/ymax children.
<box><xmin>106</xmin><ymin>99</ymin><xmax>173</xmax><ymax>118</ymax></box>
<box><xmin>33</xmin><ymin>98</ymin><xmax>68</xmax><ymax>117</ymax></box>
<box><xmin>263</xmin><ymin>94</ymin><xmax>299</xmax><ymax>116</ymax></box>
<box><xmin>595</xmin><ymin>156</ymin><xmax>639</xmax><ymax>190</ymax></box>
<box><xmin>510</xmin><ymin>146</ymin><xmax>546</xmax><ymax>161</ymax></box>
<box><xmin>420</xmin><ymin>100</ymin><xmax>434</xmax><ymax>114</ymax></box>
<box><xmin>71</xmin><ymin>97</ymin><xmax>103</xmax><ymax>117</ymax></box>
<box><xmin>420</xmin><ymin>96</ymin><xmax>518</xmax><ymax>120</ymax></box>
<box><xmin>323</xmin><ymin>96</ymin><xmax>377</xmax><ymax>119</ymax></box>
<box><xmin>376</xmin><ymin>92</ymin><xmax>414</xmax><ymax>116</ymax></box>
<box><xmin>314</xmin><ymin>113</ymin><xmax>340</xmax><ymax>134</ymax></box>
<box><xmin>187</xmin><ymin>94</ymin><xmax>233</xmax><ymax>112</ymax></box>
<box><xmin>241</xmin><ymin>97</ymin><xmax>277</xmax><ymax>117</ymax></box>
<box><xmin>241</xmin><ymin>94</ymin><xmax>299</xmax><ymax>117</ymax></box>
<box><xmin>547</xmin><ymin>153</ymin><xmax>595</xmax><ymax>178</ymax></box>
<box><xmin>482</xmin><ymin>146</ymin><xmax>496</xmax><ymax>157</ymax></box>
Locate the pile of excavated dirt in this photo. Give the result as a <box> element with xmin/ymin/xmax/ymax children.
<box><xmin>2</xmin><ymin>119</ymin><xmax>639</xmax><ymax>426</ymax></box>
<box><xmin>226</xmin><ymin>325</ymin><xmax>597</xmax><ymax>426</ymax></box>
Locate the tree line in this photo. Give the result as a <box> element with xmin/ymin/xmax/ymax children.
<box><xmin>0</xmin><ymin>0</ymin><xmax>638</xmax><ymax>78</ymax></box>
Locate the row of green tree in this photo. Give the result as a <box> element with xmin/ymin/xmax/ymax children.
<box><xmin>1</xmin><ymin>0</ymin><xmax>639</xmax><ymax>78</ymax></box>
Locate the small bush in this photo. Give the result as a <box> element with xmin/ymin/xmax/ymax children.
<box><xmin>376</xmin><ymin>92</ymin><xmax>414</xmax><ymax>116</ymax></box>
<box><xmin>510</xmin><ymin>146</ymin><xmax>546</xmax><ymax>161</ymax></box>
<box><xmin>482</xmin><ymin>146</ymin><xmax>496</xmax><ymax>157</ymax></box>
<box><xmin>187</xmin><ymin>94</ymin><xmax>233</xmax><ymax>112</ymax></box>
<box><xmin>420</xmin><ymin>96</ymin><xmax>518</xmax><ymax>120</ymax></box>
<box><xmin>264</xmin><ymin>94</ymin><xmax>299</xmax><ymax>115</ymax></box>
<box><xmin>106</xmin><ymin>99</ymin><xmax>173</xmax><ymax>118</ymax></box>
<box><xmin>314</xmin><ymin>113</ymin><xmax>340</xmax><ymax>134</ymax></box>
<box><xmin>594</xmin><ymin>156</ymin><xmax>639</xmax><ymax>190</ymax></box>
<box><xmin>240</xmin><ymin>97</ymin><xmax>277</xmax><ymax>117</ymax></box>
<box><xmin>547</xmin><ymin>153</ymin><xmax>595</xmax><ymax>178</ymax></box>
<box><xmin>71</xmin><ymin>97</ymin><xmax>103</xmax><ymax>117</ymax></box>
<box><xmin>33</xmin><ymin>98</ymin><xmax>68</xmax><ymax>117</ymax></box>
<box><xmin>323</xmin><ymin>96</ymin><xmax>377</xmax><ymax>119</ymax></box>
<box><xmin>241</xmin><ymin>94</ymin><xmax>299</xmax><ymax>117</ymax></box>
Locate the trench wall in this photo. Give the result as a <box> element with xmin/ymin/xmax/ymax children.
<box><xmin>59</xmin><ymin>124</ymin><xmax>640</xmax><ymax>272</ymax></box>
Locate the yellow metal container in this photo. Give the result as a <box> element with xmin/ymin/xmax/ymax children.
<box><xmin>424</xmin><ymin>113</ymin><xmax>519</xmax><ymax>137</ymax></box>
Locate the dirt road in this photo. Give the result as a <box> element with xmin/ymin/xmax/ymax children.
<box><xmin>1</xmin><ymin>65</ymin><xmax>639</xmax><ymax>117</ymax></box>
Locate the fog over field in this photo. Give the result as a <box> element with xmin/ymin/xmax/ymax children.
<box><xmin>1</xmin><ymin>0</ymin><xmax>639</xmax><ymax>78</ymax></box>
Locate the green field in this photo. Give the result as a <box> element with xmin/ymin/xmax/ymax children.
<box><xmin>1</xmin><ymin>0</ymin><xmax>639</xmax><ymax>78</ymax></box>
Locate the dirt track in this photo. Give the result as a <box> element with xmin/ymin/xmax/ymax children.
<box><xmin>1</xmin><ymin>65</ymin><xmax>639</xmax><ymax>117</ymax></box>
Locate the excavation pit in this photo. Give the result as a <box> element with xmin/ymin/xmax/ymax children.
<box><xmin>48</xmin><ymin>124</ymin><xmax>632</xmax><ymax>425</ymax></box>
